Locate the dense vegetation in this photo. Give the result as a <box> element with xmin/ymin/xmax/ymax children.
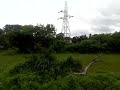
<box><xmin>1</xmin><ymin>50</ymin><xmax>120</xmax><ymax>75</ymax></box>
<box><xmin>0</xmin><ymin>53</ymin><xmax>82</xmax><ymax>89</ymax></box>
<box><xmin>1</xmin><ymin>24</ymin><xmax>120</xmax><ymax>89</ymax></box>
<box><xmin>0</xmin><ymin>24</ymin><xmax>120</xmax><ymax>53</ymax></box>
<box><xmin>0</xmin><ymin>52</ymin><xmax>120</xmax><ymax>90</ymax></box>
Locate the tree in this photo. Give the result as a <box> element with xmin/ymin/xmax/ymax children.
<box><xmin>78</xmin><ymin>40</ymin><xmax>102</xmax><ymax>53</ymax></box>
<box><xmin>3</xmin><ymin>24</ymin><xmax>21</xmax><ymax>33</ymax></box>
<box><xmin>11</xmin><ymin>32</ymin><xmax>35</xmax><ymax>53</ymax></box>
<box><xmin>72</xmin><ymin>35</ymin><xmax>88</xmax><ymax>43</ymax></box>
<box><xmin>56</xmin><ymin>33</ymin><xmax>64</xmax><ymax>40</ymax></box>
<box><xmin>107</xmin><ymin>32</ymin><xmax>120</xmax><ymax>52</ymax></box>
<box><xmin>0</xmin><ymin>34</ymin><xmax>11</xmax><ymax>49</ymax></box>
<box><xmin>52</xmin><ymin>40</ymin><xmax>66</xmax><ymax>53</ymax></box>
<box><xmin>0</xmin><ymin>28</ymin><xmax>4</xmax><ymax>35</ymax></box>
<box><xmin>34</xmin><ymin>24</ymin><xmax>56</xmax><ymax>48</ymax></box>
<box><xmin>89</xmin><ymin>34</ymin><xmax>111</xmax><ymax>44</ymax></box>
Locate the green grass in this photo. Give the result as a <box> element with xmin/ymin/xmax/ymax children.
<box><xmin>1</xmin><ymin>50</ymin><xmax>120</xmax><ymax>90</ymax></box>
<box><xmin>0</xmin><ymin>50</ymin><xmax>28</xmax><ymax>76</ymax></box>
<box><xmin>0</xmin><ymin>50</ymin><xmax>120</xmax><ymax>75</ymax></box>
<box><xmin>55</xmin><ymin>53</ymin><xmax>120</xmax><ymax>73</ymax></box>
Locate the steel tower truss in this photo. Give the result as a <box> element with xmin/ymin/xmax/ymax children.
<box><xmin>58</xmin><ymin>1</ymin><xmax>73</xmax><ymax>38</ymax></box>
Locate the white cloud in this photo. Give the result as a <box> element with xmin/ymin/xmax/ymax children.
<box><xmin>89</xmin><ymin>0</ymin><xmax>120</xmax><ymax>34</ymax></box>
<box><xmin>0</xmin><ymin>0</ymin><xmax>120</xmax><ymax>36</ymax></box>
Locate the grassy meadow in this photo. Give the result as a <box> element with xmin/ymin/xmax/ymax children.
<box><xmin>56</xmin><ymin>53</ymin><xmax>120</xmax><ymax>73</ymax></box>
<box><xmin>1</xmin><ymin>50</ymin><xmax>120</xmax><ymax>89</ymax></box>
<box><xmin>0</xmin><ymin>50</ymin><xmax>28</xmax><ymax>76</ymax></box>
<box><xmin>0</xmin><ymin>50</ymin><xmax>120</xmax><ymax>76</ymax></box>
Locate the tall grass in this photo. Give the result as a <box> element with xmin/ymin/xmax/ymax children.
<box><xmin>55</xmin><ymin>53</ymin><xmax>120</xmax><ymax>73</ymax></box>
<box><xmin>1</xmin><ymin>50</ymin><xmax>120</xmax><ymax>89</ymax></box>
<box><xmin>0</xmin><ymin>53</ymin><xmax>82</xmax><ymax>89</ymax></box>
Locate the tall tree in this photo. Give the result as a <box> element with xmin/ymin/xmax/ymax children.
<box><xmin>3</xmin><ymin>24</ymin><xmax>21</xmax><ymax>33</ymax></box>
<box><xmin>0</xmin><ymin>28</ymin><xmax>4</xmax><ymax>35</ymax></box>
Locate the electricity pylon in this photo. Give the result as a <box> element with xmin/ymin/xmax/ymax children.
<box><xmin>58</xmin><ymin>1</ymin><xmax>73</xmax><ymax>38</ymax></box>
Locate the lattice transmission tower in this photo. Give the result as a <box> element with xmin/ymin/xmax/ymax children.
<box><xmin>58</xmin><ymin>1</ymin><xmax>73</xmax><ymax>38</ymax></box>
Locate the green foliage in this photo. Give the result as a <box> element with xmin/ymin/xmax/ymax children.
<box><xmin>6</xmin><ymin>54</ymin><xmax>82</xmax><ymax>89</ymax></box>
<box><xmin>1</xmin><ymin>51</ymin><xmax>120</xmax><ymax>89</ymax></box>
<box><xmin>72</xmin><ymin>35</ymin><xmax>88</xmax><ymax>43</ymax></box>
<box><xmin>0</xmin><ymin>33</ymin><xmax>14</xmax><ymax>49</ymax></box>
<box><xmin>56</xmin><ymin>33</ymin><xmax>64</xmax><ymax>40</ymax></box>
<box><xmin>67</xmin><ymin>40</ymin><xmax>102</xmax><ymax>53</ymax></box>
<box><xmin>2</xmin><ymin>72</ymin><xmax>120</xmax><ymax>90</ymax></box>
<box><xmin>60</xmin><ymin>56</ymin><xmax>82</xmax><ymax>74</ymax></box>
<box><xmin>0</xmin><ymin>28</ymin><xmax>4</xmax><ymax>35</ymax></box>
<box><xmin>4</xmin><ymin>24</ymin><xmax>21</xmax><ymax>33</ymax></box>
<box><xmin>11</xmin><ymin>32</ymin><xmax>35</xmax><ymax>53</ymax></box>
<box><xmin>70</xmin><ymin>32</ymin><xmax>120</xmax><ymax>53</ymax></box>
<box><xmin>55</xmin><ymin>53</ymin><xmax>120</xmax><ymax>73</ymax></box>
<box><xmin>1</xmin><ymin>72</ymin><xmax>41</xmax><ymax>90</ymax></box>
<box><xmin>34</xmin><ymin>24</ymin><xmax>56</xmax><ymax>48</ymax></box>
<box><xmin>41</xmin><ymin>73</ymin><xmax>120</xmax><ymax>90</ymax></box>
<box><xmin>1</xmin><ymin>24</ymin><xmax>120</xmax><ymax>53</ymax></box>
<box><xmin>107</xmin><ymin>32</ymin><xmax>120</xmax><ymax>52</ymax></box>
<box><xmin>89</xmin><ymin>34</ymin><xmax>111</xmax><ymax>44</ymax></box>
<box><xmin>1</xmin><ymin>24</ymin><xmax>56</xmax><ymax>53</ymax></box>
<box><xmin>1</xmin><ymin>50</ymin><xmax>120</xmax><ymax>75</ymax></box>
<box><xmin>52</xmin><ymin>40</ymin><xmax>66</xmax><ymax>53</ymax></box>
<box><xmin>78</xmin><ymin>40</ymin><xmax>102</xmax><ymax>53</ymax></box>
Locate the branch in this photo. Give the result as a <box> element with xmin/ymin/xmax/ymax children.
<box><xmin>74</xmin><ymin>54</ymin><xmax>102</xmax><ymax>75</ymax></box>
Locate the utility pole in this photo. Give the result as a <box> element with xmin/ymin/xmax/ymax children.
<box><xmin>58</xmin><ymin>1</ymin><xmax>73</xmax><ymax>38</ymax></box>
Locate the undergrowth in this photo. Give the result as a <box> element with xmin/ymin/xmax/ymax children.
<box><xmin>1</xmin><ymin>53</ymin><xmax>120</xmax><ymax>90</ymax></box>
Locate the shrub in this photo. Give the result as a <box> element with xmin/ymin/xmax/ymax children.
<box><xmin>7</xmin><ymin>54</ymin><xmax>82</xmax><ymax>89</ymax></box>
<box><xmin>41</xmin><ymin>73</ymin><xmax>120</xmax><ymax>90</ymax></box>
<box><xmin>60</xmin><ymin>56</ymin><xmax>82</xmax><ymax>75</ymax></box>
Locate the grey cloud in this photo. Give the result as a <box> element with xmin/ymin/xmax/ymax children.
<box><xmin>91</xmin><ymin>0</ymin><xmax>120</xmax><ymax>33</ymax></box>
<box><xmin>99</xmin><ymin>8</ymin><xmax>120</xmax><ymax>16</ymax></box>
<box><xmin>71</xmin><ymin>29</ymin><xmax>91</xmax><ymax>36</ymax></box>
<box><xmin>91</xmin><ymin>15</ymin><xmax>119</xmax><ymax>33</ymax></box>
<box><xmin>91</xmin><ymin>25</ymin><xmax>114</xmax><ymax>33</ymax></box>
<box><xmin>71</xmin><ymin>0</ymin><xmax>120</xmax><ymax>36</ymax></box>
<box><xmin>99</xmin><ymin>0</ymin><xmax>120</xmax><ymax>16</ymax></box>
<box><xmin>92</xmin><ymin>15</ymin><xmax>120</xmax><ymax>26</ymax></box>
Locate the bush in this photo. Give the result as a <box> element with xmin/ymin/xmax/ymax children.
<box><xmin>2</xmin><ymin>72</ymin><xmax>41</xmax><ymax>90</ymax></box>
<box><xmin>5</xmin><ymin>54</ymin><xmax>82</xmax><ymax>89</ymax></box>
<box><xmin>78</xmin><ymin>40</ymin><xmax>102</xmax><ymax>53</ymax></box>
<box><xmin>41</xmin><ymin>73</ymin><xmax>120</xmax><ymax>90</ymax></box>
<box><xmin>60</xmin><ymin>56</ymin><xmax>82</xmax><ymax>75</ymax></box>
<box><xmin>2</xmin><ymin>54</ymin><xmax>120</xmax><ymax>90</ymax></box>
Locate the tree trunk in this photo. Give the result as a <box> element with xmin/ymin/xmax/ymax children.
<box><xmin>74</xmin><ymin>54</ymin><xmax>102</xmax><ymax>75</ymax></box>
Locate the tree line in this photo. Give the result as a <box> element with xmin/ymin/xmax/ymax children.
<box><xmin>0</xmin><ymin>24</ymin><xmax>120</xmax><ymax>53</ymax></box>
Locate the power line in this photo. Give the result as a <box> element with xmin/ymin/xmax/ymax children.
<box><xmin>58</xmin><ymin>1</ymin><xmax>73</xmax><ymax>38</ymax></box>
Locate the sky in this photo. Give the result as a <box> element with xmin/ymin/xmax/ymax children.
<box><xmin>0</xmin><ymin>0</ymin><xmax>120</xmax><ymax>36</ymax></box>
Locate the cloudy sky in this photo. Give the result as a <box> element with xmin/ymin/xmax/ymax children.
<box><xmin>0</xmin><ymin>0</ymin><xmax>120</xmax><ymax>36</ymax></box>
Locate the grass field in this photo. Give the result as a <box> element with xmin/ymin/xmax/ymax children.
<box><xmin>0</xmin><ymin>50</ymin><xmax>120</xmax><ymax>76</ymax></box>
<box><xmin>56</xmin><ymin>53</ymin><xmax>120</xmax><ymax>73</ymax></box>
<box><xmin>0</xmin><ymin>50</ymin><xmax>28</xmax><ymax>76</ymax></box>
